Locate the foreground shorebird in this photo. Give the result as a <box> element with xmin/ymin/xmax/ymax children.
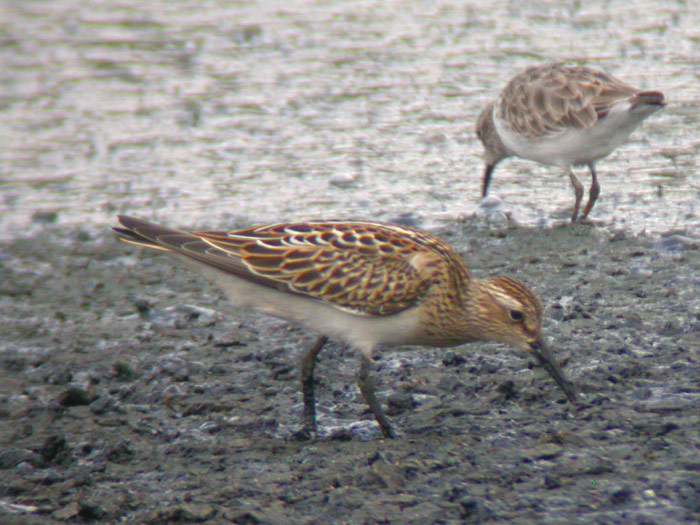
<box><xmin>476</xmin><ymin>63</ymin><xmax>665</xmax><ymax>222</ymax></box>
<box><xmin>114</xmin><ymin>215</ymin><xmax>577</xmax><ymax>439</ymax></box>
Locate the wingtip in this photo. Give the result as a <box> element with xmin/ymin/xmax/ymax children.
<box><xmin>115</xmin><ymin>215</ymin><xmax>143</xmax><ymax>229</ymax></box>
<box><xmin>111</xmin><ymin>225</ymin><xmax>142</xmax><ymax>246</ymax></box>
<box><xmin>113</xmin><ymin>215</ymin><xmax>149</xmax><ymax>240</ymax></box>
<box><xmin>114</xmin><ymin>215</ymin><xmax>167</xmax><ymax>235</ymax></box>
<box><xmin>113</xmin><ymin>215</ymin><xmax>135</xmax><ymax>235</ymax></box>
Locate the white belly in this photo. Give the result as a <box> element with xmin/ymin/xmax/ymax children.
<box><xmin>493</xmin><ymin>101</ymin><xmax>661</xmax><ymax>168</ymax></box>
<box><xmin>187</xmin><ymin>258</ymin><xmax>422</xmax><ymax>358</ymax></box>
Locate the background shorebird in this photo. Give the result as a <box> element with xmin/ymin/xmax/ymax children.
<box><xmin>476</xmin><ymin>63</ymin><xmax>665</xmax><ymax>222</ymax></box>
<box><xmin>114</xmin><ymin>215</ymin><xmax>577</xmax><ymax>439</ymax></box>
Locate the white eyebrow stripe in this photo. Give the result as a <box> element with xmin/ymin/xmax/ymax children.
<box><xmin>489</xmin><ymin>289</ymin><xmax>524</xmax><ymax>311</ymax></box>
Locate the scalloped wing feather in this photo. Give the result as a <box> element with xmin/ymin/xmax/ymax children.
<box><xmin>499</xmin><ymin>64</ymin><xmax>640</xmax><ymax>139</ymax></box>
<box><xmin>115</xmin><ymin>217</ymin><xmax>471</xmax><ymax>317</ymax></box>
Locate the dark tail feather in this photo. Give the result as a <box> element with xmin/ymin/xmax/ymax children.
<box><xmin>112</xmin><ymin>215</ymin><xmax>184</xmax><ymax>250</ymax></box>
<box><xmin>112</xmin><ymin>226</ymin><xmax>160</xmax><ymax>248</ymax></box>
<box><xmin>630</xmin><ymin>90</ymin><xmax>665</xmax><ymax>109</ymax></box>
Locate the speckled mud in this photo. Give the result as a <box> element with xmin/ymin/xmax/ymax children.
<box><xmin>2</xmin><ymin>0</ymin><xmax>700</xmax><ymax>522</ymax></box>
<box><xmin>1</xmin><ymin>220</ymin><xmax>698</xmax><ymax>523</ymax></box>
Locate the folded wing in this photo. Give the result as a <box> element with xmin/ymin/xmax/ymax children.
<box><xmin>500</xmin><ymin>64</ymin><xmax>640</xmax><ymax>139</ymax></box>
<box><xmin>114</xmin><ymin>216</ymin><xmax>470</xmax><ymax>316</ymax></box>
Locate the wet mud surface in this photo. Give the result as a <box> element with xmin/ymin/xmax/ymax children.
<box><xmin>1</xmin><ymin>220</ymin><xmax>699</xmax><ymax>523</ymax></box>
<box><xmin>1</xmin><ymin>3</ymin><xmax>699</xmax><ymax>521</ymax></box>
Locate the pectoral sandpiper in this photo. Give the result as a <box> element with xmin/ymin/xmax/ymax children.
<box><xmin>114</xmin><ymin>215</ymin><xmax>577</xmax><ymax>439</ymax></box>
<box><xmin>476</xmin><ymin>63</ymin><xmax>665</xmax><ymax>222</ymax></box>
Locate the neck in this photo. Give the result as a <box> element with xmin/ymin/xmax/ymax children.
<box><xmin>477</xmin><ymin>102</ymin><xmax>510</xmax><ymax>164</ymax></box>
<box><xmin>414</xmin><ymin>279</ymin><xmax>495</xmax><ymax>347</ymax></box>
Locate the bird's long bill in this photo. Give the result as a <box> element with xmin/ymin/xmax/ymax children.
<box><xmin>528</xmin><ymin>339</ymin><xmax>577</xmax><ymax>403</ymax></box>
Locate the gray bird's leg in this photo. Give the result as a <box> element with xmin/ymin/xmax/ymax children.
<box><xmin>568</xmin><ymin>168</ymin><xmax>584</xmax><ymax>222</ymax></box>
<box><xmin>291</xmin><ymin>335</ymin><xmax>328</xmax><ymax>440</ymax></box>
<box><xmin>357</xmin><ymin>353</ymin><xmax>395</xmax><ymax>439</ymax></box>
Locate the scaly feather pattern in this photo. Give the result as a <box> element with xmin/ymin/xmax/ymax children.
<box><xmin>115</xmin><ymin>217</ymin><xmax>471</xmax><ymax>317</ymax></box>
<box><xmin>498</xmin><ymin>63</ymin><xmax>639</xmax><ymax>139</ymax></box>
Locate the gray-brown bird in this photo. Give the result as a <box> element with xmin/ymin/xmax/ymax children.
<box><xmin>477</xmin><ymin>63</ymin><xmax>665</xmax><ymax>222</ymax></box>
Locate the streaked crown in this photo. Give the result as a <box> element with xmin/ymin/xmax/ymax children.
<box><xmin>473</xmin><ymin>276</ymin><xmax>544</xmax><ymax>349</ymax></box>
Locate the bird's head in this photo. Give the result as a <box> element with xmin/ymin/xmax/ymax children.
<box><xmin>473</xmin><ymin>276</ymin><xmax>577</xmax><ymax>403</ymax></box>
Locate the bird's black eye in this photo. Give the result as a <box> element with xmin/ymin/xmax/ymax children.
<box><xmin>509</xmin><ymin>310</ymin><xmax>524</xmax><ymax>322</ymax></box>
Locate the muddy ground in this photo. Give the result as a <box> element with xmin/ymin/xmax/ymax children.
<box><xmin>0</xmin><ymin>217</ymin><xmax>698</xmax><ymax>524</ymax></box>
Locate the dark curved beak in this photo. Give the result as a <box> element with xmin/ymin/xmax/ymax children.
<box><xmin>482</xmin><ymin>163</ymin><xmax>495</xmax><ymax>198</ymax></box>
<box><xmin>528</xmin><ymin>339</ymin><xmax>577</xmax><ymax>403</ymax></box>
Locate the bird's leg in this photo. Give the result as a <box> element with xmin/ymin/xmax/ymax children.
<box><xmin>581</xmin><ymin>163</ymin><xmax>600</xmax><ymax>220</ymax></box>
<box><xmin>357</xmin><ymin>353</ymin><xmax>395</xmax><ymax>439</ymax></box>
<box><xmin>567</xmin><ymin>168</ymin><xmax>584</xmax><ymax>222</ymax></box>
<box><xmin>292</xmin><ymin>335</ymin><xmax>328</xmax><ymax>440</ymax></box>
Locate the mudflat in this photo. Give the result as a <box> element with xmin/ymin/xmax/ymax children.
<box><xmin>1</xmin><ymin>220</ymin><xmax>698</xmax><ymax>523</ymax></box>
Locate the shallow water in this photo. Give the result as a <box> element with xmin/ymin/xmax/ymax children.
<box><xmin>0</xmin><ymin>0</ymin><xmax>697</xmax><ymax>240</ymax></box>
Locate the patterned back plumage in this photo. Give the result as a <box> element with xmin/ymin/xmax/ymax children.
<box><xmin>116</xmin><ymin>218</ymin><xmax>471</xmax><ymax>317</ymax></box>
<box><xmin>497</xmin><ymin>63</ymin><xmax>639</xmax><ymax>139</ymax></box>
